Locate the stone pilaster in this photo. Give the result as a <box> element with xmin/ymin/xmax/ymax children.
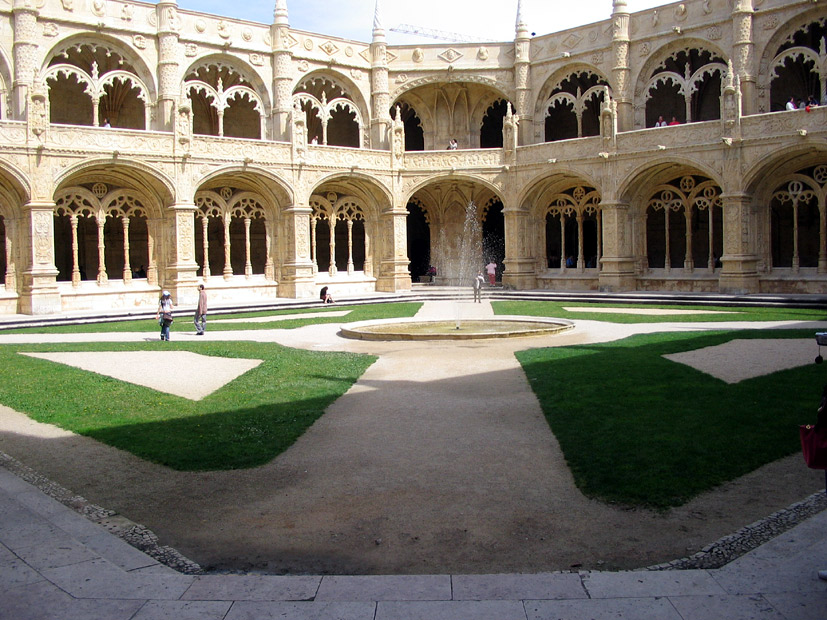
<box><xmin>731</xmin><ymin>0</ymin><xmax>756</xmax><ymax>116</ymax></box>
<box><xmin>502</xmin><ymin>205</ymin><xmax>537</xmax><ymax>289</ymax></box>
<box><xmin>278</xmin><ymin>204</ymin><xmax>316</xmax><ymax>298</ymax></box>
<box><xmin>156</xmin><ymin>0</ymin><xmax>182</xmax><ymax>131</ymax></box>
<box><xmin>18</xmin><ymin>201</ymin><xmax>60</xmax><ymax>315</ymax></box>
<box><xmin>163</xmin><ymin>203</ymin><xmax>200</xmax><ymax>304</ymax></box>
<box><xmin>719</xmin><ymin>191</ymin><xmax>760</xmax><ymax>294</ymax></box>
<box><xmin>598</xmin><ymin>200</ymin><xmax>637</xmax><ymax>291</ymax></box>
<box><xmin>610</xmin><ymin>0</ymin><xmax>633</xmax><ymax>131</ymax></box>
<box><xmin>11</xmin><ymin>0</ymin><xmax>39</xmax><ymax>120</ymax></box>
<box><xmin>375</xmin><ymin>206</ymin><xmax>411</xmax><ymax>292</ymax></box>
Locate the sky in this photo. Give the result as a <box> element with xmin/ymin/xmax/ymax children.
<box><xmin>174</xmin><ymin>0</ymin><xmax>670</xmax><ymax>45</ymax></box>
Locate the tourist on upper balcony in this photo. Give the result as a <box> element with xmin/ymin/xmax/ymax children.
<box><xmin>103</xmin><ymin>118</ymin><xmax>111</xmax><ymax>128</ymax></box>
<box><xmin>668</xmin><ymin>116</ymin><xmax>681</xmax><ymax>126</ymax></box>
<box><xmin>447</xmin><ymin>139</ymin><xmax>458</xmax><ymax>150</ymax></box>
<box><xmin>654</xmin><ymin>115</ymin><xmax>667</xmax><ymax>127</ymax></box>
<box><xmin>807</xmin><ymin>95</ymin><xmax>819</xmax><ymax>108</ymax></box>
<box><xmin>786</xmin><ymin>97</ymin><xmax>798</xmax><ymax>111</ymax></box>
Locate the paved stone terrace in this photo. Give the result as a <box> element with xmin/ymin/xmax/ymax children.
<box><xmin>2</xmin><ymin>289</ymin><xmax>827</xmax><ymax>619</ymax></box>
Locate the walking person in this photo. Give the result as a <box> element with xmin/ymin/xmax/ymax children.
<box><xmin>473</xmin><ymin>271</ymin><xmax>484</xmax><ymax>302</ymax></box>
<box><xmin>156</xmin><ymin>290</ymin><xmax>174</xmax><ymax>341</ymax></box>
<box><xmin>194</xmin><ymin>284</ymin><xmax>207</xmax><ymax>335</ymax></box>
<box><xmin>485</xmin><ymin>260</ymin><xmax>497</xmax><ymax>286</ymax></box>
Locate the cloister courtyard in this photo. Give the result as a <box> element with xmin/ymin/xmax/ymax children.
<box><xmin>0</xmin><ymin>292</ymin><xmax>825</xmax><ymax>575</ymax></box>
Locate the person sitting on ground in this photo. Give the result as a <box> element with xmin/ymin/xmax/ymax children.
<box><xmin>319</xmin><ymin>286</ymin><xmax>334</xmax><ymax>304</ymax></box>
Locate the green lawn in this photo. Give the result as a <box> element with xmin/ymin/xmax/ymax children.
<box><xmin>2</xmin><ymin>302</ymin><xmax>422</xmax><ymax>334</ymax></box>
<box><xmin>0</xmin><ymin>340</ymin><xmax>375</xmax><ymax>471</ymax></box>
<box><xmin>493</xmin><ymin>300</ymin><xmax>827</xmax><ymax>323</ymax></box>
<box><xmin>517</xmin><ymin>328</ymin><xmax>823</xmax><ymax>509</ymax></box>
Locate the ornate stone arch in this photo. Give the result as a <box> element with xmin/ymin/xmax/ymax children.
<box><xmin>54</xmin><ymin>183</ymin><xmax>157</xmax><ymax>286</ymax></box>
<box><xmin>632</xmin><ymin>39</ymin><xmax>728</xmax><ymax>129</ymax></box>
<box><xmin>293</xmin><ymin>71</ymin><xmax>368</xmax><ymax>148</ymax></box>
<box><xmin>183</xmin><ymin>56</ymin><xmax>269</xmax><ymax>139</ymax></box>
<box><xmin>40</xmin><ymin>36</ymin><xmax>157</xmax><ymax>129</ymax></box>
<box><xmin>757</xmin><ymin>11</ymin><xmax>827</xmax><ymax>112</ymax></box>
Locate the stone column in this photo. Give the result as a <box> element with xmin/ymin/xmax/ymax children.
<box><xmin>18</xmin><ymin>201</ymin><xmax>60</xmax><ymax>314</ymax></box>
<box><xmin>11</xmin><ymin>0</ymin><xmax>39</xmax><ymax>120</ymax></box>
<box><xmin>597</xmin><ymin>200</ymin><xmax>637</xmax><ymax>291</ymax></box>
<box><xmin>369</xmin><ymin>0</ymin><xmax>391</xmax><ymax>150</ymax></box>
<box><xmin>501</xmin><ymin>206</ymin><xmax>537</xmax><ymax>289</ymax></box>
<box><xmin>731</xmin><ymin>0</ymin><xmax>756</xmax><ymax>116</ymax></box>
<box><xmin>271</xmin><ymin>0</ymin><xmax>294</xmax><ymax>141</ymax></box>
<box><xmin>611</xmin><ymin>0</ymin><xmax>633</xmax><ymax>131</ymax></box>
<box><xmin>514</xmin><ymin>1</ymin><xmax>532</xmax><ymax>145</ymax></box>
<box><xmin>375</xmin><ymin>206</ymin><xmax>411</xmax><ymax>292</ymax></box>
<box><xmin>156</xmin><ymin>0</ymin><xmax>182</xmax><ymax>131</ymax></box>
<box><xmin>719</xmin><ymin>191</ymin><xmax>760</xmax><ymax>293</ymax></box>
<box><xmin>278</xmin><ymin>203</ymin><xmax>316</xmax><ymax>298</ymax></box>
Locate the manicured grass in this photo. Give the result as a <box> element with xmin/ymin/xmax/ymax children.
<box><xmin>2</xmin><ymin>302</ymin><xmax>422</xmax><ymax>334</ymax></box>
<box><xmin>516</xmin><ymin>329</ymin><xmax>822</xmax><ymax>509</ymax></box>
<box><xmin>0</xmin><ymin>341</ymin><xmax>375</xmax><ymax>471</ymax></box>
<box><xmin>493</xmin><ymin>300</ymin><xmax>827</xmax><ymax>323</ymax></box>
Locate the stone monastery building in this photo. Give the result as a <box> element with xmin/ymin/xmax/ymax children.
<box><xmin>0</xmin><ymin>0</ymin><xmax>825</xmax><ymax>314</ymax></box>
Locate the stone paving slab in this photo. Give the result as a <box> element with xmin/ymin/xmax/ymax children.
<box><xmin>762</xmin><ymin>591</ymin><xmax>827</xmax><ymax>620</ymax></box>
<box><xmin>524</xmin><ymin>597</ymin><xmax>682</xmax><ymax>619</ymax></box>
<box><xmin>667</xmin><ymin>594</ymin><xmax>788</xmax><ymax>620</ymax></box>
<box><xmin>130</xmin><ymin>600</ymin><xmax>233</xmax><ymax>620</ymax></box>
<box><xmin>581</xmin><ymin>568</ymin><xmax>727</xmax><ymax>598</ymax></box>
<box><xmin>375</xmin><ymin>600</ymin><xmax>528</xmax><ymax>620</ymax></box>
<box><xmin>182</xmin><ymin>574</ymin><xmax>322</xmax><ymax>601</ymax></box>
<box><xmin>41</xmin><ymin>557</ymin><xmax>195</xmax><ymax>599</ymax></box>
<box><xmin>451</xmin><ymin>572</ymin><xmax>586</xmax><ymax>600</ymax></box>
<box><xmin>315</xmin><ymin>574</ymin><xmax>452</xmax><ymax>601</ymax></box>
<box><xmin>223</xmin><ymin>601</ymin><xmax>377</xmax><ymax>620</ymax></box>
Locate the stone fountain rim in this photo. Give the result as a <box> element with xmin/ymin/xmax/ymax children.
<box><xmin>338</xmin><ymin>316</ymin><xmax>575</xmax><ymax>341</ymax></box>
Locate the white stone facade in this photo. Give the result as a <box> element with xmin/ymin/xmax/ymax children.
<box><xmin>0</xmin><ymin>0</ymin><xmax>824</xmax><ymax>314</ymax></box>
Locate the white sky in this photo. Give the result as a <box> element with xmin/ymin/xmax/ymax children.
<box><xmin>175</xmin><ymin>0</ymin><xmax>670</xmax><ymax>44</ymax></box>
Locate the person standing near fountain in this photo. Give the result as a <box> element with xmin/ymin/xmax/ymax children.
<box><xmin>485</xmin><ymin>260</ymin><xmax>497</xmax><ymax>286</ymax></box>
<box><xmin>473</xmin><ymin>271</ymin><xmax>484</xmax><ymax>302</ymax></box>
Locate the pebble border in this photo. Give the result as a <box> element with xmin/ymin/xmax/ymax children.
<box><xmin>2</xmin><ymin>449</ymin><xmax>825</xmax><ymax>575</ymax></box>
<box><xmin>0</xmin><ymin>450</ymin><xmax>203</xmax><ymax>574</ymax></box>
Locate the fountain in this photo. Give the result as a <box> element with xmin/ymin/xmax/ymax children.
<box><xmin>340</xmin><ymin>202</ymin><xmax>574</xmax><ymax>341</ymax></box>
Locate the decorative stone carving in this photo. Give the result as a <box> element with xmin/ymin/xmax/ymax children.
<box><xmin>438</xmin><ymin>48</ymin><xmax>462</xmax><ymax>63</ymax></box>
<box><xmin>185</xmin><ymin>43</ymin><xmax>197</xmax><ymax>57</ymax></box>
<box><xmin>412</xmin><ymin>48</ymin><xmax>423</xmax><ymax>63</ymax></box>
<box><xmin>61</xmin><ymin>0</ymin><xmax>73</xmax><ymax>11</ymax></box>
<box><xmin>42</xmin><ymin>22</ymin><xmax>58</xmax><ymax>37</ymax></box>
<box><xmin>195</xmin><ymin>19</ymin><xmax>206</xmax><ymax>33</ymax></box>
<box><xmin>351</xmin><ymin>69</ymin><xmax>362</xmax><ymax>81</ymax></box>
<box><xmin>92</xmin><ymin>0</ymin><xmax>105</xmax><ymax>17</ymax></box>
<box><xmin>303</xmin><ymin>38</ymin><xmax>313</xmax><ymax>50</ymax></box>
<box><xmin>298</xmin><ymin>60</ymin><xmax>309</xmax><ymax>72</ymax></box>
<box><xmin>133</xmin><ymin>35</ymin><xmax>147</xmax><ymax>49</ymax></box>
<box><xmin>477</xmin><ymin>47</ymin><xmax>488</xmax><ymax>61</ymax></box>
<box><xmin>121</xmin><ymin>4</ymin><xmax>133</xmax><ymax>21</ymax></box>
<box><xmin>320</xmin><ymin>40</ymin><xmax>339</xmax><ymax>56</ymax></box>
<box><xmin>250</xmin><ymin>53</ymin><xmax>264</xmax><ymax>66</ymax></box>
<box><xmin>242</xmin><ymin>28</ymin><xmax>252</xmax><ymax>42</ymax></box>
<box><xmin>217</xmin><ymin>20</ymin><xmax>231</xmax><ymax>39</ymax></box>
<box><xmin>707</xmin><ymin>26</ymin><xmax>722</xmax><ymax>41</ymax></box>
<box><xmin>345</xmin><ymin>46</ymin><xmax>354</xmax><ymax>57</ymax></box>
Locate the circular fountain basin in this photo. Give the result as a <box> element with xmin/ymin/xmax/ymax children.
<box><xmin>340</xmin><ymin>316</ymin><xmax>574</xmax><ymax>341</ymax></box>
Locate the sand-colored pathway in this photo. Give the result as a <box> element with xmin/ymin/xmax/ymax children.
<box><xmin>0</xmin><ymin>300</ymin><xmax>824</xmax><ymax>575</ymax></box>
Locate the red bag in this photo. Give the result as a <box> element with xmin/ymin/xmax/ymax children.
<box><xmin>800</xmin><ymin>424</ymin><xmax>827</xmax><ymax>469</ymax></box>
